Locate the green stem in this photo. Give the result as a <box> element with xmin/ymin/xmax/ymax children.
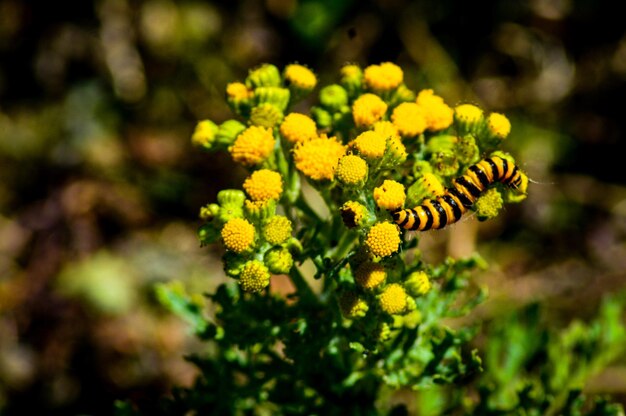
<box><xmin>295</xmin><ymin>194</ymin><xmax>324</xmax><ymax>224</ymax></box>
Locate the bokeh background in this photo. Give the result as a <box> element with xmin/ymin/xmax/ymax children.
<box><xmin>1</xmin><ymin>0</ymin><xmax>626</xmax><ymax>414</ymax></box>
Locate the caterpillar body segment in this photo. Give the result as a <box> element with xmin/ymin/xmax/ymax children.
<box><xmin>392</xmin><ymin>156</ymin><xmax>527</xmax><ymax>231</ymax></box>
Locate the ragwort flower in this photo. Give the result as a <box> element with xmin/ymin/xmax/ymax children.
<box><xmin>293</xmin><ymin>134</ymin><xmax>346</xmax><ymax>181</ymax></box>
<box><xmin>279</xmin><ymin>113</ymin><xmax>318</xmax><ymax>144</ymax></box>
<box><xmin>379</xmin><ymin>283</ymin><xmax>408</xmax><ymax>314</ymax></box>
<box><xmin>365</xmin><ymin>222</ymin><xmax>401</xmax><ymax>258</ymax></box>
<box><xmin>229</xmin><ymin>126</ymin><xmax>276</xmax><ymax>166</ymax></box>
<box><xmin>221</xmin><ymin>218</ymin><xmax>255</xmax><ymax>253</ymax></box>
<box><xmin>352</xmin><ymin>93</ymin><xmax>387</xmax><ymax>128</ymax></box>
<box><xmin>243</xmin><ymin>169</ymin><xmax>283</xmax><ymax>202</ymax></box>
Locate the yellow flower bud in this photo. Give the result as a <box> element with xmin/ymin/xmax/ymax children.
<box><xmin>264</xmin><ymin>247</ymin><xmax>294</xmax><ymax>274</ymax></box>
<box><xmin>339</xmin><ymin>291</ymin><xmax>369</xmax><ymax>319</ymax></box>
<box><xmin>351</xmin><ymin>130</ymin><xmax>387</xmax><ymax>160</ymax></box>
<box><xmin>336</xmin><ymin>155</ymin><xmax>368</xmax><ymax>187</ymax></box>
<box><xmin>262</xmin><ymin>215</ymin><xmax>292</xmax><ymax>245</ymax></box>
<box><xmin>239</xmin><ymin>260</ymin><xmax>271</xmax><ymax>293</ymax></box>
<box><xmin>354</xmin><ymin>262</ymin><xmax>386</xmax><ymax>290</ymax></box>
<box><xmin>279</xmin><ymin>113</ymin><xmax>318</xmax><ymax>145</ymax></box>
<box><xmin>229</xmin><ymin>126</ymin><xmax>276</xmax><ymax>167</ymax></box>
<box><xmin>405</xmin><ymin>271</ymin><xmax>431</xmax><ymax>297</ymax></box>
<box><xmin>363</xmin><ymin>62</ymin><xmax>403</xmax><ymax>92</ymax></box>
<box><xmin>352</xmin><ymin>93</ymin><xmax>387</xmax><ymax>128</ymax></box>
<box><xmin>243</xmin><ymin>169</ymin><xmax>283</xmax><ymax>202</ymax></box>
<box><xmin>391</xmin><ymin>102</ymin><xmax>427</xmax><ymax>137</ymax></box>
<box><xmin>293</xmin><ymin>134</ymin><xmax>346</xmax><ymax>181</ymax></box>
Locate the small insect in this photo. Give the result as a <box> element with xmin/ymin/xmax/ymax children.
<box><xmin>392</xmin><ymin>156</ymin><xmax>528</xmax><ymax>231</ymax></box>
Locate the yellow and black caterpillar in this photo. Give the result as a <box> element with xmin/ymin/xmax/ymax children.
<box><xmin>392</xmin><ymin>156</ymin><xmax>528</xmax><ymax>231</ymax></box>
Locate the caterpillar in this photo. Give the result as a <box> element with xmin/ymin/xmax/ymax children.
<box><xmin>392</xmin><ymin>156</ymin><xmax>528</xmax><ymax>231</ymax></box>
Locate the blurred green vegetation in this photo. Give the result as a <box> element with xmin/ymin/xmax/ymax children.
<box><xmin>2</xmin><ymin>0</ymin><xmax>626</xmax><ymax>414</ymax></box>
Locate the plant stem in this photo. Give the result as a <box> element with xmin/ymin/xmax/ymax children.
<box><xmin>289</xmin><ymin>265</ymin><xmax>317</xmax><ymax>304</ymax></box>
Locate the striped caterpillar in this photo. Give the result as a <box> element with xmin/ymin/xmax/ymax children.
<box><xmin>392</xmin><ymin>156</ymin><xmax>528</xmax><ymax>231</ymax></box>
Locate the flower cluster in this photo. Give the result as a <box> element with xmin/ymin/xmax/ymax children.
<box><xmin>194</xmin><ymin>62</ymin><xmax>526</xmax><ymax>342</ymax></box>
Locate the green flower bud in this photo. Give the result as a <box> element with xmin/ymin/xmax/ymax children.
<box><xmin>191</xmin><ymin>120</ymin><xmax>219</xmax><ymax>150</ymax></box>
<box><xmin>264</xmin><ymin>247</ymin><xmax>294</xmax><ymax>274</ymax></box>
<box><xmin>340</xmin><ymin>64</ymin><xmax>363</xmax><ymax>98</ymax></box>
<box><xmin>217</xmin><ymin>189</ymin><xmax>246</xmax><ymax>207</ymax></box>
<box><xmin>226</xmin><ymin>82</ymin><xmax>254</xmax><ymax>118</ymax></box>
<box><xmin>285</xmin><ymin>237</ymin><xmax>303</xmax><ymax>255</ymax></box>
<box><xmin>244</xmin><ymin>199</ymin><xmax>277</xmax><ymax>222</ymax></box>
<box><xmin>249</xmin><ymin>103</ymin><xmax>284</xmax><ymax>128</ymax></box>
<box><xmin>388</xmin><ymin>84</ymin><xmax>416</xmax><ymax>107</ymax></box>
<box><xmin>454</xmin><ymin>103</ymin><xmax>485</xmax><ymax>136</ymax></box>
<box><xmin>215</xmin><ymin>120</ymin><xmax>247</xmax><ymax>147</ymax></box>
<box><xmin>246</xmin><ymin>64</ymin><xmax>282</xmax><ymax>88</ymax></box>
<box><xmin>404</xmin><ymin>271</ymin><xmax>431</xmax><ymax>297</ymax></box>
<box><xmin>401</xmin><ymin>310</ymin><xmax>423</xmax><ymax>329</ymax></box>
<box><xmin>311</xmin><ymin>106</ymin><xmax>333</xmax><ymax>128</ymax></box>
<box><xmin>254</xmin><ymin>86</ymin><xmax>290</xmax><ymax>112</ymax></box>
<box><xmin>199</xmin><ymin>203</ymin><xmax>220</xmax><ymax>221</ymax></box>
<box><xmin>456</xmin><ymin>134</ymin><xmax>480</xmax><ymax>165</ymax></box>
<box><xmin>319</xmin><ymin>84</ymin><xmax>348</xmax><ymax>112</ymax></box>
<box><xmin>475</xmin><ymin>188</ymin><xmax>504</xmax><ymax>221</ymax></box>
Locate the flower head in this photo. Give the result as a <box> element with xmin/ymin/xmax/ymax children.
<box><xmin>405</xmin><ymin>271</ymin><xmax>431</xmax><ymax>297</ymax></box>
<box><xmin>226</xmin><ymin>82</ymin><xmax>252</xmax><ymax>101</ymax></box>
<box><xmin>391</xmin><ymin>102</ymin><xmax>427</xmax><ymax>137</ymax></box>
<box><xmin>263</xmin><ymin>215</ymin><xmax>292</xmax><ymax>245</ymax></box>
<box><xmin>340</xmin><ymin>201</ymin><xmax>370</xmax><ymax>228</ymax></box>
<box><xmin>416</xmin><ymin>89</ymin><xmax>453</xmax><ymax>131</ymax></box>
<box><xmin>239</xmin><ymin>260</ymin><xmax>271</xmax><ymax>293</ymax></box>
<box><xmin>351</xmin><ymin>130</ymin><xmax>387</xmax><ymax>159</ymax></box>
<box><xmin>363</xmin><ymin>62</ymin><xmax>403</xmax><ymax>92</ymax></box>
<box><xmin>339</xmin><ymin>291</ymin><xmax>369</xmax><ymax>319</ymax></box>
<box><xmin>340</xmin><ymin>64</ymin><xmax>363</xmax><ymax>97</ymax></box>
<box><xmin>336</xmin><ymin>155</ymin><xmax>368</xmax><ymax>186</ymax></box>
<box><xmin>373</xmin><ymin>120</ymin><xmax>399</xmax><ymax>139</ymax></box>
<box><xmin>249</xmin><ymin>103</ymin><xmax>284</xmax><ymax>128</ymax></box>
<box><xmin>246</xmin><ymin>63</ymin><xmax>281</xmax><ymax>88</ymax></box>
<box><xmin>365</xmin><ymin>222</ymin><xmax>401</xmax><ymax>258</ymax></box>
<box><xmin>279</xmin><ymin>113</ymin><xmax>318</xmax><ymax>144</ymax></box>
<box><xmin>293</xmin><ymin>134</ymin><xmax>346</xmax><ymax>181</ymax></box>
<box><xmin>485</xmin><ymin>113</ymin><xmax>511</xmax><ymax>140</ymax></box>
<box><xmin>264</xmin><ymin>247</ymin><xmax>293</xmax><ymax>274</ymax></box>
<box><xmin>191</xmin><ymin>120</ymin><xmax>219</xmax><ymax>149</ymax></box>
<box><xmin>229</xmin><ymin>126</ymin><xmax>276</xmax><ymax>166</ymax></box>
<box><xmin>379</xmin><ymin>283</ymin><xmax>408</xmax><ymax>314</ymax></box>
<box><xmin>454</xmin><ymin>104</ymin><xmax>484</xmax><ymax>135</ymax></box>
<box><xmin>320</xmin><ymin>84</ymin><xmax>348</xmax><ymax>111</ymax></box>
<box><xmin>243</xmin><ymin>169</ymin><xmax>283</xmax><ymax>201</ymax></box>
<box><xmin>354</xmin><ymin>262</ymin><xmax>386</xmax><ymax>290</ymax></box>
<box><xmin>284</xmin><ymin>64</ymin><xmax>317</xmax><ymax>93</ymax></box>
<box><xmin>221</xmin><ymin>218</ymin><xmax>255</xmax><ymax>253</ymax></box>
<box><xmin>373</xmin><ymin>180</ymin><xmax>406</xmax><ymax>211</ymax></box>
<box><xmin>475</xmin><ymin>188</ymin><xmax>504</xmax><ymax>221</ymax></box>
<box><xmin>352</xmin><ymin>93</ymin><xmax>387</xmax><ymax>128</ymax></box>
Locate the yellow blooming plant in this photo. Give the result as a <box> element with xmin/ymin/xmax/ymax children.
<box><xmin>173</xmin><ymin>62</ymin><xmax>541</xmax><ymax>415</ymax></box>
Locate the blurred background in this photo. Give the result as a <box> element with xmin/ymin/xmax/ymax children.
<box><xmin>1</xmin><ymin>0</ymin><xmax>626</xmax><ymax>414</ymax></box>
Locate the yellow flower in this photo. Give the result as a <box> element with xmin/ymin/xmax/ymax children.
<box><xmin>226</xmin><ymin>82</ymin><xmax>252</xmax><ymax>101</ymax></box>
<box><xmin>373</xmin><ymin>120</ymin><xmax>399</xmax><ymax>139</ymax></box>
<box><xmin>373</xmin><ymin>180</ymin><xmax>406</xmax><ymax>211</ymax></box>
<box><xmin>351</xmin><ymin>130</ymin><xmax>387</xmax><ymax>159</ymax></box>
<box><xmin>243</xmin><ymin>169</ymin><xmax>283</xmax><ymax>201</ymax></box>
<box><xmin>221</xmin><ymin>218</ymin><xmax>255</xmax><ymax>253</ymax></box>
<box><xmin>416</xmin><ymin>89</ymin><xmax>453</xmax><ymax>131</ymax></box>
<box><xmin>339</xmin><ymin>291</ymin><xmax>369</xmax><ymax>319</ymax></box>
<box><xmin>340</xmin><ymin>201</ymin><xmax>370</xmax><ymax>228</ymax></box>
<box><xmin>336</xmin><ymin>155</ymin><xmax>368</xmax><ymax>186</ymax></box>
<box><xmin>191</xmin><ymin>120</ymin><xmax>218</xmax><ymax>148</ymax></box>
<box><xmin>379</xmin><ymin>283</ymin><xmax>407</xmax><ymax>314</ymax></box>
<box><xmin>279</xmin><ymin>113</ymin><xmax>318</xmax><ymax>144</ymax></box>
<box><xmin>352</xmin><ymin>93</ymin><xmax>387</xmax><ymax>128</ymax></box>
<box><xmin>363</xmin><ymin>62</ymin><xmax>403</xmax><ymax>92</ymax></box>
<box><xmin>263</xmin><ymin>215</ymin><xmax>292</xmax><ymax>245</ymax></box>
<box><xmin>405</xmin><ymin>271</ymin><xmax>431</xmax><ymax>297</ymax></box>
<box><xmin>239</xmin><ymin>260</ymin><xmax>271</xmax><ymax>293</ymax></box>
<box><xmin>229</xmin><ymin>126</ymin><xmax>276</xmax><ymax>166</ymax></box>
<box><xmin>354</xmin><ymin>262</ymin><xmax>386</xmax><ymax>289</ymax></box>
<box><xmin>293</xmin><ymin>134</ymin><xmax>346</xmax><ymax>181</ymax></box>
<box><xmin>475</xmin><ymin>188</ymin><xmax>504</xmax><ymax>221</ymax></box>
<box><xmin>391</xmin><ymin>102</ymin><xmax>427</xmax><ymax>137</ymax></box>
<box><xmin>486</xmin><ymin>113</ymin><xmax>511</xmax><ymax>139</ymax></box>
<box><xmin>284</xmin><ymin>64</ymin><xmax>317</xmax><ymax>91</ymax></box>
<box><xmin>454</xmin><ymin>104</ymin><xmax>484</xmax><ymax>135</ymax></box>
<box><xmin>365</xmin><ymin>222</ymin><xmax>401</xmax><ymax>258</ymax></box>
